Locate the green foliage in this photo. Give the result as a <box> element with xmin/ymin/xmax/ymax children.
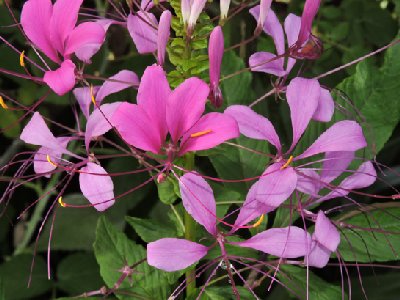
<box><xmin>126</xmin><ymin>216</ymin><xmax>179</xmax><ymax>242</ymax></box>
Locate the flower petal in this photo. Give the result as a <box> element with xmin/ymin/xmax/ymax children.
<box><xmin>287</xmin><ymin>77</ymin><xmax>320</xmax><ymax>151</ymax></box>
<box><xmin>209</xmin><ymin>26</ymin><xmax>224</xmax><ymax>87</ymax></box>
<box><xmin>188</xmin><ymin>0</ymin><xmax>207</xmax><ymax>28</ymax></box>
<box><xmin>179</xmin><ymin>112</ymin><xmax>239</xmax><ymax>155</ymax></box>
<box><xmin>20</xmin><ymin>0</ymin><xmax>59</xmax><ymax>63</ymax></box>
<box><xmin>64</xmin><ymin>22</ymin><xmax>106</xmax><ymax>62</ymax></box>
<box><xmin>43</xmin><ymin>60</ymin><xmax>76</xmax><ymax>96</ymax></box>
<box><xmin>249</xmin><ymin>52</ymin><xmax>286</xmax><ymax>77</ymax></box>
<box><xmin>224</xmin><ymin>105</ymin><xmax>281</xmax><ymax>152</ymax></box>
<box><xmin>233</xmin><ymin>226</ymin><xmax>311</xmax><ymax>258</ymax></box>
<box><xmin>256</xmin><ymin>163</ymin><xmax>298</xmax><ymax>208</ymax></box>
<box><xmin>306</xmin><ymin>241</ymin><xmax>331</xmax><ymax>268</ymax></box>
<box><xmin>179</xmin><ymin>173</ymin><xmax>217</xmax><ymax>235</ymax></box>
<box><xmin>320</xmin><ymin>151</ymin><xmax>355</xmax><ymax>184</ymax></box>
<box><xmin>314</xmin><ymin>210</ymin><xmax>340</xmax><ymax>252</ymax></box>
<box><xmin>297</xmin><ymin>0</ymin><xmax>321</xmax><ymax>46</ymax></box>
<box><xmin>137</xmin><ymin>66</ymin><xmax>170</xmax><ymax>146</ymax></box>
<box><xmin>296</xmin><ymin>168</ymin><xmax>320</xmax><ymax>197</ymax></box>
<box><xmin>85</xmin><ymin>102</ymin><xmax>122</xmax><ymax>151</ymax></box>
<box><xmin>147</xmin><ymin>238</ymin><xmax>208</xmax><ymax>271</ymax></box>
<box><xmin>296</xmin><ymin>121</ymin><xmax>367</xmax><ymax>160</ymax></box>
<box><xmin>73</xmin><ymin>86</ymin><xmax>100</xmax><ymax>119</ymax></box>
<box><xmin>283</xmin><ymin>13</ymin><xmax>301</xmax><ymax>73</ymax></box>
<box><xmin>111</xmin><ymin>102</ymin><xmax>162</xmax><ymax>153</ymax></box>
<box><xmin>167</xmin><ymin>77</ymin><xmax>209</xmax><ymax>143</ymax></box>
<box><xmin>79</xmin><ymin>162</ymin><xmax>115</xmax><ymax>211</ymax></box>
<box><xmin>50</xmin><ymin>0</ymin><xmax>83</xmax><ymax>55</ymax></box>
<box><xmin>157</xmin><ymin>10</ymin><xmax>172</xmax><ymax>66</ymax></box>
<box><xmin>127</xmin><ymin>12</ymin><xmax>158</xmax><ymax>54</ymax></box>
<box><xmin>96</xmin><ymin>70</ymin><xmax>139</xmax><ymax>103</ymax></box>
<box><xmin>312</xmin><ymin>87</ymin><xmax>334</xmax><ymax>122</ymax></box>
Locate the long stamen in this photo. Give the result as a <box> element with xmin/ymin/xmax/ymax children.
<box><xmin>0</xmin><ymin>96</ymin><xmax>8</xmax><ymax>109</ymax></box>
<box><xmin>190</xmin><ymin>129</ymin><xmax>212</xmax><ymax>138</ymax></box>
<box><xmin>280</xmin><ymin>155</ymin><xmax>294</xmax><ymax>170</ymax></box>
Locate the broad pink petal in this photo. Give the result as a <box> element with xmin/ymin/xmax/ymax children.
<box><xmin>21</xmin><ymin>0</ymin><xmax>59</xmax><ymax>63</ymax></box>
<box><xmin>312</xmin><ymin>87</ymin><xmax>334</xmax><ymax>122</ymax></box>
<box><xmin>320</xmin><ymin>161</ymin><xmax>376</xmax><ymax>201</ymax></box>
<box><xmin>296</xmin><ymin>121</ymin><xmax>367</xmax><ymax>160</ymax></box>
<box><xmin>167</xmin><ymin>77</ymin><xmax>209</xmax><ymax>143</ymax></box>
<box><xmin>209</xmin><ymin>26</ymin><xmax>224</xmax><ymax>87</ymax></box>
<box><xmin>34</xmin><ymin>137</ymin><xmax>70</xmax><ymax>178</ymax></box>
<box><xmin>296</xmin><ymin>168</ymin><xmax>320</xmax><ymax>197</ymax></box>
<box><xmin>73</xmin><ymin>86</ymin><xmax>100</xmax><ymax>119</ymax></box>
<box><xmin>320</xmin><ymin>151</ymin><xmax>354</xmax><ymax>184</ymax></box>
<box><xmin>79</xmin><ymin>162</ymin><xmax>115</xmax><ymax>211</ymax></box>
<box><xmin>306</xmin><ymin>241</ymin><xmax>331</xmax><ymax>268</ymax></box>
<box><xmin>85</xmin><ymin>102</ymin><xmax>122</xmax><ymax>151</ymax></box>
<box><xmin>50</xmin><ymin>0</ymin><xmax>83</xmax><ymax>55</ymax></box>
<box><xmin>287</xmin><ymin>77</ymin><xmax>320</xmax><ymax>151</ymax></box>
<box><xmin>234</xmin><ymin>181</ymin><xmax>270</xmax><ymax>229</ymax></box>
<box><xmin>179</xmin><ymin>113</ymin><xmax>239</xmax><ymax>155</ymax></box>
<box><xmin>43</xmin><ymin>60</ymin><xmax>76</xmax><ymax>96</ymax></box>
<box><xmin>179</xmin><ymin>173</ymin><xmax>217</xmax><ymax>235</ymax></box>
<box><xmin>64</xmin><ymin>22</ymin><xmax>105</xmax><ymax>62</ymax></box>
<box><xmin>297</xmin><ymin>0</ymin><xmax>321</xmax><ymax>46</ymax></box>
<box><xmin>314</xmin><ymin>210</ymin><xmax>340</xmax><ymax>252</ymax></box>
<box><xmin>157</xmin><ymin>10</ymin><xmax>172</xmax><ymax>66</ymax></box>
<box><xmin>111</xmin><ymin>102</ymin><xmax>162</xmax><ymax>154</ymax></box>
<box><xmin>20</xmin><ymin>112</ymin><xmax>67</xmax><ymax>153</ymax></box>
<box><xmin>250</xmin><ymin>7</ymin><xmax>285</xmax><ymax>55</ymax></box>
<box><xmin>256</xmin><ymin>163</ymin><xmax>298</xmax><ymax>208</ymax></box>
<box><xmin>147</xmin><ymin>238</ymin><xmax>208</xmax><ymax>272</ymax></box>
<box><xmin>137</xmin><ymin>65</ymin><xmax>170</xmax><ymax>145</ymax></box>
<box><xmin>284</xmin><ymin>14</ymin><xmax>301</xmax><ymax>73</ymax></box>
<box><xmin>249</xmin><ymin>52</ymin><xmax>285</xmax><ymax>77</ymax></box>
<box><xmin>96</xmin><ymin>70</ymin><xmax>139</xmax><ymax>103</ymax></box>
<box><xmin>233</xmin><ymin>226</ymin><xmax>311</xmax><ymax>258</ymax></box>
<box><xmin>224</xmin><ymin>105</ymin><xmax>281</xmax><ymax>152</ymax></box>
<box><xmin>127</xmin><ymin>12</ymin><xmax>158</xmax><ymax>54</ymax></box>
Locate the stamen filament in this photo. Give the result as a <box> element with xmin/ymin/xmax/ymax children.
<box><xmin>46</xmin><ymin>154</ymin><xmax>58</xmax><ymax>167</ymax></box>
<box><xmin>280</xmin><ymin>155</ymin><xmax>294</xmax><ymax>170</ymax></box>
<box><xmin>0</xmin><ymin>96</ymin><xmax>8</xmax><ymax>109</ymax></box>
<box><xmin>252</xmin><ymin>214</ymin><xmax>264</xmax><ymax>228</ymax></box>
<box><xmin>20</xmin><ymin>51</ymin><xmax>25</xmax><ymax>67</ymax></box>
<box><xmin>190</xmin><ymin>129</ymin><xmax>212</xmax><ymax>138</ymax></box>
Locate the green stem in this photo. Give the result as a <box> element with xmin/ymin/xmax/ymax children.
<box><xmin>183</xmin><ymin>152</ymin><xmax>197</xmax><ymax>296</ymax></box>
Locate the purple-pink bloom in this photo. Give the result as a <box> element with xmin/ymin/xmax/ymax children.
<box><xmin>225</xmin><ymin>77</ymin><xmax>367</xmax><ymax>214</ymax></box>
<box><xmin>256</xmin><ymin>0</ymin><xmax>273</xmax><ymax>30</ymax></box>
<box><xmin>111</xmin><ymin>65</ymin><xmax>239</xmax><ymax>163</ymax></box>
<box><xmin>21</xmin><ymin>0</ymin><xmax>106</xmax><ymax>95</ymax></box>
<box><xmin>127</xmin><ymin>11</ymin><xmax>158</xmax><ymax>54</ymax></box>
<box><xmin>147</xmin><ymin>173</ymin><xmax>311</xmax><ymax>272</ymax></box>
<box><xmin>20</xmin><ymin>111</ymin><xmax>116</xmax><ymax>211</ymax></box>
<box><xmin>208</xmin><ymin>26</ymin><xmax>224</xmax><ymax>108</ymax></box>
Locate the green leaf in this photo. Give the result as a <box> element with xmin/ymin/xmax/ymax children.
<box><xmin>57</xmin><ymin>253</ymin><xmax>104</xmax><ymax>295</ymax></box>
<box><xmin>126</xmin><ymin>216</ymin><xmax>178</xmax><ymax>242</ymax></box>
<box><xmin>94</xmin><ymin>216</ymin><xmax>175</xmax><ymax>300</ymax></box>
<box><xmin>203</xmin><ymin>286</ymin><xmax>255</xmax><ymax>299</ymax></box>
<box><xmin>157</xmin><ymin>176</ymin><xmax>179</xmax><ymax>205</ymax></box>
<box><xmin>280</xmin><ymin>265</ymin><xmax>342</xmax><ymax>299</ymax></box>
<box><xmin>0</xmin><ymin>254</ymin><xmax>52</xmax><ymax>300</ymax></box>
<box><xmin>338</xmin><ymin>206</ymin><xmax>400</xmax><ymax>262</ymax></box>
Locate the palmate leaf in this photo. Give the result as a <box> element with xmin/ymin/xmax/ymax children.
<box><xmin>338</xmin><ymin>206</ymin><xmax>400</xmax><ymax>262</ymax></box>
<box><xmin>94</xmin><ymin>216</ymin><xmax>178</xmax><ymax>300</ymax></box>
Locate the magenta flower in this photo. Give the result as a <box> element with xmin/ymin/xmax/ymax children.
<box><xmin>208</xmin><ymin>26</ymin><xmax>224</xmax><ymax>108</ymax></box>
<box><xmin>147</xmin><ymin>173</ymin><xmax>311</xmax><ymax>272</ymax></box>
<box><xmin>225</xmin><ymin>77</ymin><xmax>367</xmax><ymax>218</ymax></box>
<box><xmin>21</xmin><ymin>0</ymin><xmax>106</xmax><ymax>95</ymax></box>
<box><xmin>289</xmin><ymin>0</ymin><xmax>323</xmax><ymax>59</ymax></box>
<box><xmin>111</xmin><ymin>65</ymin><xmax>239</xmax><ymax>165</ymax></box>
<box><xmin>20</xmin><ymin>108</ymin><xmax>118</xmax><ymax>211</ymax></box>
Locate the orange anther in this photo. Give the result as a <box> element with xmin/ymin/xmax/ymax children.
<box><xmin>0</xmin><ymin>96</ymin><xmax>8</xmax><ymax>110</ymax></box>
<box><xmin>252</xmin><ymin>214</ymin><xmax>264</xmax><ymax>228</ymax></box>
<box><xmin>90</xmin><ymin>85</ymin><xmax>96</xmax><ymax>105</ymax></box>
<box><xmin>58</xmin><ymin>197</ymin><xmax>66</xmax><ymax>207</ymax></box>
<box><xmin>20</xmin><ymin>51</ymin><xmax>25</xmax><ymax>67</ymax></box>
<box><xmin>190</xmin><ymin>129</ymin><xmax>212</xmax><ymax>138</ymax></box>
<box><xmin>280</xmin><ymin>155</ymin><xmax>294</xmax><ymax>170</ymax></box>
<box><xmin>46</xmin><ymin>154</ymin><xmax>58</xmax><ymax>167</ymax></box>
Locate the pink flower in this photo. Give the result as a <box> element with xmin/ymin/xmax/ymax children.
<box><xmin>147</xmin><ymin>173</ymin><xmax>311</xmax><ymax>272</ymax></box>
<box><xmin>111</xmin><ymin>65</ymin><xmax>239</xmax><ymax>165</ymax></box>
<box><xmin>225</xmin><ymin>77</ymin><xmax>367</xmax><ymax>217</ymax></box>
<box><xmin>157</xmin><ymin>11</ymin><xmax>172</xmax><ymax>66</ymax></box>
<box><xmin>181</xmin><ymin>0</ymin><xmax>207</xmax><ymax>35</ymax></box>
<box><xmin>21</xmin><ymin>0</ymin><xmax>106</xmax><ymax>95</ymax></box>
<box><xmin>208</xmin><ymin>26</ymin><xmax>224</xmax><ymax>108</ymax></box>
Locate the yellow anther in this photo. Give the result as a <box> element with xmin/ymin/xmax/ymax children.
<box><xmin>58</xmin><ymin>196</ymin><xmax>66</xmax><ymax>207</ymax></box>
<box><xmin>0</xmin><ymin>96</ymin><xmax>8</xmax><ymax>110</ymax></box>
<box><xmin>46</xmin><ymin>154</ymin><xmax>58</xmax><ymax>167</ymax></box>
<box><xmin>90</xmin><ymin>85</ymin><xmax>96</xmax><ymax>105</ymax></box>
<box><xmin>252</xmin><ymin>214</ymin><xmax>264</xmax><ymax>228</ymax></box>
<box><xmin>190</xmin><ymin>129</ymin><xmax>212</xmax><ymax>138</ymax></box>
<box><xmin>280</xmin><ymin>155</ymin><xmax>294</xmax><ymax>170</ymax></box>
<box><xmin>20</xmin><ymin>51</ymin><xmax>25</xmax><ymax>67</ymax></box>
